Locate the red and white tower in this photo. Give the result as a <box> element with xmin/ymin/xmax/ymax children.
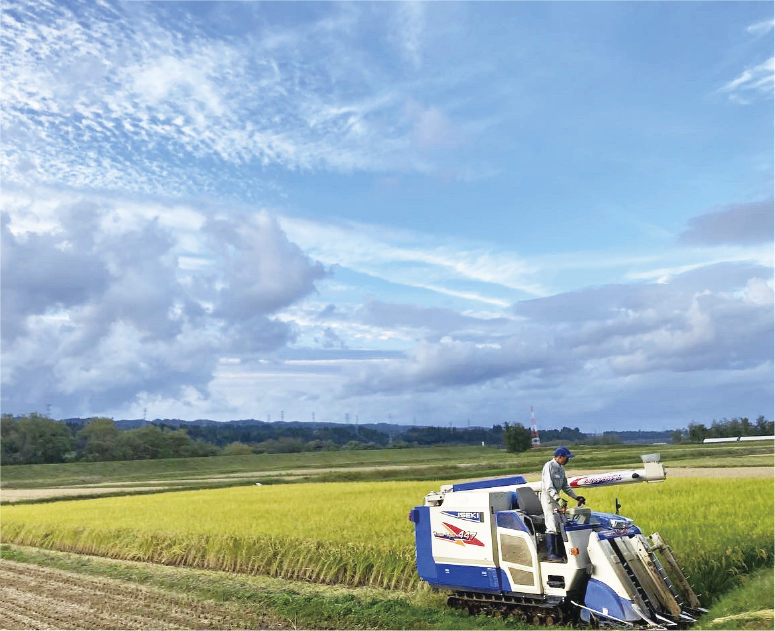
<box><xmin>530</xmin><ymin>406</ymin><xmax>540</xmax><ymax>449</ymax></box>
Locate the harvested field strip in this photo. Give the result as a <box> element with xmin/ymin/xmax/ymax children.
<box><xmin>0</xmin><ymin>559</ymin><xmax>288</xmax><ymax>630</ymax></box>
<box><xmin>0</xmin><ymin>545</ymin><xmax>520</xmax><ymax>630</ymax></box>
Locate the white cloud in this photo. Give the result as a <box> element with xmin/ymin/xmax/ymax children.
<box><xmin>1</xmin><ymin>0</ymin><xmax>485</xmax><ymax>198</ymax></box>
<box><xmin>720</xmin><ymin>57</ymin><xmax>774</xmax><ymax>102</ymax></box>
<box><xmin>742</xmin><ymin>277</ymin><xmax>775</xmax><ymax>306</ymax></box>
<box><xmin>406</xmin><ymin>100</ymin><xmax>467</xmax><ymax>149</ymax></box>
<box><xmin>747</xmin><ymin>18</ymin><xmax>775</xmax><ymax>37</ymax></box>
<box><xmin>278</xmin><ymin>215</ymin><xmax>544</xmax><ymax>300</ymax></box>
<box><xmin>1</xmin><ymin>189</ymin><xmax>327</xmax><ymax>416</ymax></box>
<box><xmin>341</xmin><ymin>262</ymin><xmax>773</xmax><ymax>400</ymax></box>
<box><xmin>390</xmin><ymin>1</ymin><xmax>425</xmax><ymax>68</ymax></box>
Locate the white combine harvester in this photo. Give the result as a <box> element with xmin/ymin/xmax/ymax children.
<box><xmin>408</xmin><ymin>455</ymin><xmax>706</xmax><ymax>628</ymax></box>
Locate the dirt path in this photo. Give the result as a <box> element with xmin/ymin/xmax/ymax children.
<box><xmin>0</xmin><ymin>559</ymin><xmax>288</xmax><ymax>630</ymax></box>
<box><xmin>1</xmin><ymin>487</ymin><xmax>170</xmax><ymax>502</ymax></box>
<box><xmin>2</xmin><ymin>465</ymin><xmax>771</xmax><ymax>503</ymax></box>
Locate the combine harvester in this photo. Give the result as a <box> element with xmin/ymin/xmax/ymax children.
<box><xmin>408</xmin><ymin>454</ymin><xmax>706</xmax><ymax>628</ymax></box>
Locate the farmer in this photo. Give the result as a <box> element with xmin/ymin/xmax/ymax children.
<box><xmin>541</xmin><ymin>446</ymin><xmax>586</xmax><ymax>562</ymax></box>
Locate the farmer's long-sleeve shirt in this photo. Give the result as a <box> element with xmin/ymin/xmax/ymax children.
<box><xmin>541</xmin><ymin>458</ymin><xmax>578</xmax><ymax>505</ymax></box>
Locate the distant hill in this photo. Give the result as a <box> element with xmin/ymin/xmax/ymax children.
<box><xmin>59</xmin><ymin>417</ymin><xmax>675</xmax><ymax>445</ymax></box>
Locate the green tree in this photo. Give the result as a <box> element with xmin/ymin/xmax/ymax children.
<box><xmin>1</xmin><ymin>414</ymin><xmax>21</xmax><ymax>463</ymax></box>
<box><xmin>670</xmin><ymin>429</ymin><xmax>686</xmax><ymax>444</ymax></box>
<box><xmin>166</xmin><ymin>428</ymin><xmax>197</xmax><ymax>457</ymax></box>
<box><xmin>755</xmin><ymin>415</ymin><xmax>773</xmax><ymax>436</ymax></box>
<box><xmin>123</xmin><ymin>425</ymin><xmax>164</xmax><ymax>459</ymax></box>
<box><xmin>189</xmin><ymin>438</ymin><xmax>220</xmax><ymax>457</ymax></box>
<box><xmin>687</xmin><ymin>422</ymin><xmax>708</xmax><ymax>443</ymax></box>
<box><xmin>223</xmin><ymin>441</ymin><xmax>254</xmax><ymax>456</ymax></box>
<box><xmin>77</xmin><ymin>417</ymin><xmax>127</xmax><ymax>461</ymax></box>
<box><xmin>503</xmin><ymin>422</ymin><xmax>532</xmax><ymax>453</ymax></box>
<box><xmin>305</xmin><ymin>439</ymin><xmax>338</xmax><ymax>452</ymax></box>
<box><xmin>2</xmin><ymin>413</ymin><xmax>74</xmax><ymax>464</ymax></box>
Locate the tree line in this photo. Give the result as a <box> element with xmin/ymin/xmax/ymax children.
<box><xmin>503</xmin><ymin>423</ymin><xmax>587</xmax><ymax>453</ymax></box>
<box><xmin>502</xmin><ymin>416</ymin><xmax>773</xmax><ymax>453</ymax></box>
<box><xmin>2</xmin><ymin>413</ymin><xmax>771</xmax><ymax>465</ymax></box>
<box><xmin>0</xmin><ymin>415</ymin><xmax>505</xmax><ymax>465</ymax></box>
<box><xmin>674</xmin><ymin>416</ymin><xmax>773</xmax><ymax>444</ymax></box>
<box><xmin>1</xmin><ymin>414</ymin><xmax>219</xmax><ymax>464</ymax></box>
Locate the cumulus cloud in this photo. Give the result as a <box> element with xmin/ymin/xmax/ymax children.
<box><xmin>210</xmin><ymin>212</ymin><xmax>328</xmax><ymax>320</ymax></box>
<box><xmin>678</xmin><ymin>199</ymin><xmax>774</xmax><ymax>246</ymax></box>
<box><xmin>1</xmin><ymin>192</ymin><xmax>326</xmax><ymax>416</ymax></box>
<box><xmin>1</xmin><ymin>211</ymin><xmax>110</xmax><ymax>341</ymax></box>
<box><xmin>342</xmin><ymin>262</ymin><xmax>774</xmax><ymax>396</ymax></box>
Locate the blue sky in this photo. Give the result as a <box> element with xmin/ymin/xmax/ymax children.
<box><xmin>2</xmin><ymin>0</ymin><xmax>773</xmax><ymax>432</ymax></box>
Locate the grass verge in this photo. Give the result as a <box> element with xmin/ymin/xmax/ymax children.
<box><xmin>698</xmin><ymin>567</ymin><xmax>775</xmax><ymax>630</ymax></box>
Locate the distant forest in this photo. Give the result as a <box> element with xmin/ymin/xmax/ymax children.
<box><xmin>1</xmin><ymin>413</ymin><xmax>771</xmax><ymax>466</ymax></box>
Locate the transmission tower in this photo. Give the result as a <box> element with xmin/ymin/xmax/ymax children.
<box><xmin>530</xmin><ymin>406</ymin><xmax>541</xmax><ymax>449</ymax></box>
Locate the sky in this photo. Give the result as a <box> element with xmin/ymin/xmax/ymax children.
<box><xmin>1</xmin><ymin>0</ymin><xmax>773</xmax><ymax>433</ymax></box>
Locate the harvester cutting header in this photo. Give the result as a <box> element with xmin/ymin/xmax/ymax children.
<box><xmin>409</xmin><ymin>451</ymin><xmax>705</xmax><ymax>628</ymax></box>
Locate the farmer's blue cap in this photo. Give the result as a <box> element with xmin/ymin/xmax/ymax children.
<box><xmin>554</xmin><ymin>446</ymin><xmax>575</xmax><ymax>458</ymax></box>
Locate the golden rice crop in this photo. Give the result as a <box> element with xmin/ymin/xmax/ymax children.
<box><xmin>1</xmin><ymin>481</ymin><xmax>431</xmax><ymax>589</ymax></box>
<box><xmin>580</xmin><ymin>477</ymin><xmax>774</xmax><ymax>602</ymax></box>
<box><xmin>2</xmin><ymin>476</ymin><xmax>772</xmax><ymax>598</ymax></box>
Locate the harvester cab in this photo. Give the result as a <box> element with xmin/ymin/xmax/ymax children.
<box><xmin>408</xmin><ymin>454</ymin><xmax>706</xmax><ymax>628</ymax></box>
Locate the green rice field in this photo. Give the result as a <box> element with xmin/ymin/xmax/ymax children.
<box><xmin>2</xmin><ymin>475</ymin><xmax>772</xmax><ymax>604</ymax></box>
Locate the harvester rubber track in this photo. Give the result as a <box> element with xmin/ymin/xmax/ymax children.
<box><xmin>447</xmin><ymin>591</ymin><xmax>567</xmax><ymax>626</ymax></box>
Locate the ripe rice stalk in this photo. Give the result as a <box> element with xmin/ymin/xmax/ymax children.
<box><xmin>2</xmin><ymin>477</ymin><xmax>771</xmax><ymax>595</ymax></box>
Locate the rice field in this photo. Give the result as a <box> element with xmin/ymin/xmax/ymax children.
<box><xmin>2</xmin><ymin>476</ymin><xmax>772</xmax><ymax>602</ymax></box>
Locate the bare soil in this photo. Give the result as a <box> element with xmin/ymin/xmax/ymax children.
<box><xmin>0</xmin><ymin>559</ymin><xmax>288</xmax><ymax>630</ymax></box>
<box><xmin>1</xmin><ymin>487</ymin><xmax>169</xmax><ymax>502</ymax></box>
